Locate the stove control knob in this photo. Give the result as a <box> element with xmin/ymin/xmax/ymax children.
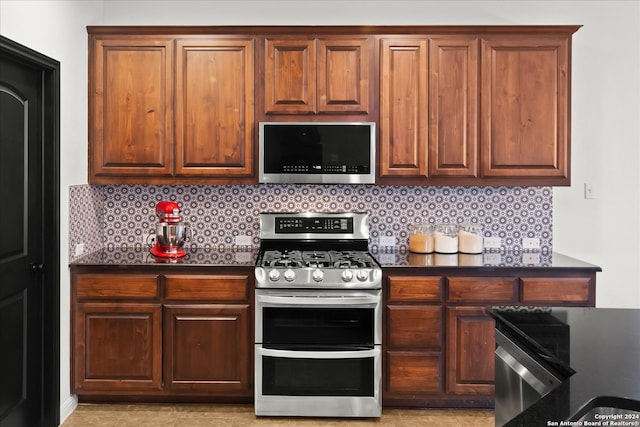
<box><xmin>268</xmin><ymin>269</ymin><xmax>280</xmax><ymax>282</ymax></box>
<box><xmin>356</xmin><ymin>270</ymin><xmax>369</xmax><ymax>282</ymax></box>
<box><xmin>283</xmin><ymin>269</ymin><xmax>296</xmax><ymax>282</ymax></box>
<box><xmin>312</xmin><ymin>269</ymin><xmax>324</xmax><ymax>282</ymax></box>
<box><xmin>341</xmin><ymin>270</ymin><xmax>353</xmax><ymax>282</ymax></box>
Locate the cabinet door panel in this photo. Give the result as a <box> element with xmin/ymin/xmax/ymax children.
<box><xmin>74</xmin><ymin>303</ymin><xmax>162</xmax><ymax>392</ymax></box>
<box><xmin>429</xmin><ymin>37</ymin><xmax>478</xmax><ymax>177</ymax></box>
<box><xmin>385</xmin><ymin>351</ymin><xmax>442</xmax><ymax>395</ymax></box>
<box><xmin>388</xmin><ymin>276</ymin><xmax>442</xmax><ymax>302</ymax></box>
<box><xmin>446</xmin><ymin>306</ymin><xmax>495</xmax><ymax>395</ymax></box>
<box><xmin>264</xmin><ymin>38</ymin><xmax>316</xmax><ymax>114</ymax></box>
<box><xmin>76</xmin><ymin>274</ymin><xmax>159</xmax><ymax>299</ymax></box>
<box><xmin>481</xmin><ymin>36</ymin><xmax>569</xmax><ymax>180</ymax></box>
<box><xmin>164</xmin><ymin>304</ymin><xmax>251</xmax><ymax>395</ymax></box>
<box><xmin>379</xmin><ymin>38</ymin><xmax>428</xmax><ymax>177</ymax></box>
<box><xmin>386</xmin><ymin>305</ymin><xmax>442</xmax><ymax>348</ymax></box>
<box><xmin>164</xmin><ymin>274</ymin><xmax>250</xmax><ymax>301</ymax></box>
<box><xmin>520</xmin><ymin>276</ymin><xmax>591</xmax><ymax>304</ymax></box>
<box><xmin>317</xmin><ymin>38</ymin><xmax>370</xmax><ymax>113</ymax></box>
<box><xmin>90</xmin><ymin>38</ymin><xmax>173</xmax><ymax>179</ymax></box>
<box><xmin>175</xmin><ymin>38</ymin><xmax>254</xmax><ymax>176</ymax></box>
<box><xmin>448</xmin><ymin>277</ymin><xmax>516</xmax><ymax>303</ymax></box>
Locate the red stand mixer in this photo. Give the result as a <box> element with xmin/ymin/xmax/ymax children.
<box><xmin>149</xmin><ymin>201</ymin><xmax>190</xmax><ymax>258</ymax></box>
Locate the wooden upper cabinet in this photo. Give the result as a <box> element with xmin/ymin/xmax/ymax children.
<box><xmin>264</xmin><ymin>36</ymin><xmax>370</xmax><ymax>115</ymax></box>
<box><xmin>429</xmin><ymin>36</ymin><xmax>479</xmax><ymax>178</ymax></box>
<box><xmin>89</xmin><ymin>37</ymin><xmax>174</xmax><ymax>179</ymax></box>
<box><xmin>87</xmin><ymin>26</ymin><xmax>578</xmax><ymax>186</ymax></box>
<box><xmin>481</xmin><ymin>35</ymin><xmax>570</xmax><ymax>182</ymax></box>
<box><xmin>379</xmin><ymin>36</ymin><xmax>479</xmax><ymax>181</ymax></box>
<box><xmin>175</xmin><ymin>38</ymin><xmax>254</xmax><ymax>177</ymax></box>
<box><xmin>379</xmin><ymin>38</ymin><xmax>428</xmax><ymax>178</ymax></box>
<box><xmin>317</xmin><ymin>37</ymin><xmax>370</xmax><ymax>114</ymax></box>
<box><xmin>264</xmin><ymin>38</ymin><xmax>316</xmax><ymax>114</ymax></box>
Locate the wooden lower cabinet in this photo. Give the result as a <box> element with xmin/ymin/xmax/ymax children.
<box><xmin>74</xmin><ymin>302</ymin><xmax>163</xmax><ymax>393</ymax></box>
<box><xmin>445</xmin><ymin>306</ymin><xmax>495</xmax><ymax>395</ymax></box>
<box><xmin>383</xmin><ymin>271</ymin><xmax>595</xmax><ymax>408</ymax></box>
<box><xmin>164</xmin><ymin>304</ymin><xmax>251</xmax><ymax>395</ymax></box>
<box><xmin>71</xmin><ymin>267</ymin><xmax>253</xmax><ymax>401</ymax></box>
<box><xmin>386</xmin><ymin>351</ymin><xmax>442</xmax><ymax>395</ymax></box>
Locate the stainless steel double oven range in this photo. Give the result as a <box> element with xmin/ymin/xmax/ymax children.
<box><xmin>254</xmin><ymin>212</ymin><xmax>382</xmax><ymax>417</ymax></box>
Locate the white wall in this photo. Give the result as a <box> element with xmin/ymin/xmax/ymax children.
<box><xmin>1</xmin><ymin>0</ymin><xmax>639</xmax><ymax>423</ymax></box>
<box><xmin>0</xmin><ymin>0</ymin><xmax>103</xmax><ymax>422</ymax></box>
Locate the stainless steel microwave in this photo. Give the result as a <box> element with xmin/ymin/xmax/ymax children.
<box><xmin>259</xmin><ymin>122</ymin><xmax>376</xmax><ymax>184</ymax></box>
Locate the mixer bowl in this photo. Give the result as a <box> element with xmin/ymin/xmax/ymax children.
<box><xmin>155</xmin><ymin>223</ymin><xmax>189</xmax><ymax>247</ymax></box>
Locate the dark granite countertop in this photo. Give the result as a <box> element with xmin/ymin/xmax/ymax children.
<box><xmin>373</xmin><ymin>250</ymin><xmax>601</xmax><ymax>271</ymax></box>
<box><xmin>70</xmin><ymin>246</ymin><xmax>259</xmax><ymax>267</ymax></box>
<box><xmin>71</xmin><ymin>247</ymin><xmax>601</xmax><ymax>272</ymax></box>
<box><xmin>487</xmin><ymin>306</ymin><xmax>640</xmax><ymax>425</ymax></box>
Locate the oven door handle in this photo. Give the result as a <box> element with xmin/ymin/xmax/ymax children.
<box><xmin>256</xmin><ymin>294</ymin><xmax>380</xmax><ymax>306</ymax></box>
<box><xmin>257</xmin><ymin>347</ymin><xmax>380</xmax><ymax>359</ymax></box>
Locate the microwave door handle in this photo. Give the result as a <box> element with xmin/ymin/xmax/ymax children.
<box><xmin>257</xmin><ymin>347</ymin><xmax>380</xmax><ymax>359</ymax></box>
<box><xmin>256</xmin><ymin>294</ymin><xmax>380</xmax><ymax>306</ymax></box>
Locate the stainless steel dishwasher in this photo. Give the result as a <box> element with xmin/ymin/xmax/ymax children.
<box><xmin>494</xmin><ymin>329</ymin><xmax>565</xmax><ymax>426</ymax></box>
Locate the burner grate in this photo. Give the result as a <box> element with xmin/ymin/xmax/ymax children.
<box><xmin>260</xmin><ymin>249</ymin><xmax>378</xmax><ymax>269</ymax></box>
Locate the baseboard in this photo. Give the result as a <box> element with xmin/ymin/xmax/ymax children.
<box><xmin>59</xmin><ymin>394</ymin><xmax>78</xmax><ymax>425</ymax></box>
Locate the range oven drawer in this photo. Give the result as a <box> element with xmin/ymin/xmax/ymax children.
<box><xmin>255</xmin><ymin>345</ymin><xmax>381</xmax><ymax>417</ymax></box>
<box><xmin>255</xmin><ymin>289</ymin><xmax>382</xmax><ymax>346</ymax></box>
<box><xmin>254</xmin><ymin>288</ymin><xmax>382</xmax><ymax>417</ymax></box>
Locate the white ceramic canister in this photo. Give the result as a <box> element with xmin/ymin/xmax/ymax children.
<box><xmin>434</xmin><ymin>223</ymin><xmax>458</xmax><ymax>254</ymax></box>
<box><xmin>408</xmin><ymin>223</ymin><xmax>434</xmax><ymax>253</ymax></box>
<box><xmin>458</xmin><ymin>223</ymin><xmax>483</xmax><ymax>254</ymax></box>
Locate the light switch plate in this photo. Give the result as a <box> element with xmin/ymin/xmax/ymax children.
<box><xmin>484</xmin><ymin>237</ymin><xmax>502</xmax><ymax>249</ymax></box>
<box><xmin>75</xmin><ymin>243</ymin><xmax>85</xmax><ymax>257</ymax></box>
<box><xmin>379</xmin><ymin>236</ymin><xmax>395</xmax><ymax>247</ymax></box>
<box><xmin>522</xmin><ymin>238</ymin><xmax>540</xmax><ymax>250</ymax></box>
<box><xmin>584</xmin><ymin>182</ymin><xmax>597</xmax><ymax>199</ymax></box>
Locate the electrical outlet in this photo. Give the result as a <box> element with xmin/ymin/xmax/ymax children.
<box><xmin>235</xmin><ymin>252</ymin><xmax>253</xmax><ymax>263</ymax></box>
<box><xmin>484</xmin><ymin>237</ymin><xmax>502</xmax><ymax>249</ymax></box>
<box><xmin>379</xmin><ymin>236</ymin><xmax>395</xmax><ymax>247</ymax></box>
<box><xmin>378</xmin><ymin>253</ymin><xmax>396</xmax><ymax>264</ymax></box>
<box><xmin>522</xmin><ymin>238</ymin><xmax>540</xmax><ymax>250</ymax></box>
<box><xmin>235</xmin><ymin>235</ymin><xmax>252</xmax><ymax>246</ymax></box>
<box><xmin>74</xmin><ymin>243</ymin><xmax>85</xmax><ymax>257</ymax></box>
<box><xmin>483</xmin><ymin>253</ymin><xmax>501</xmax><ymax>265</ymax></box>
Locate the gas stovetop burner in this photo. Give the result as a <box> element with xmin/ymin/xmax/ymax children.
<box><xmin>260</xmin><ymin>250</ymin><xmax>378</xmax><ymax>270</ymax></box>
<box><xmin>255</xmin><ymin>212</ymin><xmax>382</xmax><ymax>289</ymax></box>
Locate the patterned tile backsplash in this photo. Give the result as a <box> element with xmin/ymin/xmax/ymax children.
<box><xmin>68</xmin><ymin>184</ymin><xmax>553</xmax><ymax>260</ymax></box>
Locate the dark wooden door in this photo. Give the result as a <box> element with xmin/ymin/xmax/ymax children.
<box><xmin>0</xmin><ymin>36</ymin><xmax>59</xmax><ymax>427</ymax></box>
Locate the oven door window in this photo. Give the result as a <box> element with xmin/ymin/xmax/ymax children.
<box><xmin>262</xmin><ymin>354</ymin><xmax>374</xmax><ymax>397</ymax></box>
<box><xmin>262</xmin><ymin>307</ymin><xmax>373</xmax><ymax>346</ymax></box>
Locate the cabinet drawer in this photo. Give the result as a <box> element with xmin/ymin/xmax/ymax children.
<box><xmin>76</xmin><ymin>274</ymin><xmax>160</xmax><ymax>299</ymax></box>
<box><xmin>447</xmin><ymin>277</ymin><xmax>516</xmax><ymax>303</ymax></box>
<box><xmin>385</xmin><ymin>351</ymin><xmax>442</xmax><ymax>394</ymax></box>
<box><xmin>164</xmin><ymin>275</ymin><xmax>249</xmax><ymax>301</ymax></box>
<box><xmin>387</xmin><ymin>276</ymin><xmax>442</xmax><ymax>302</ymax></box>
<box><xmin>386</xmin><ymin>305</ymin><xmax>442</xmax><ymax>348</ymax></box>
<box><xmin>520</xmin><ymin>277</ymin><xmax>591</xmax><ymax>304</ymax></box>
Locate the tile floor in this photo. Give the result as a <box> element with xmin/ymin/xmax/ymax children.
<box><xmin>61</xmin><ymin>404</ymin><xmax>494</xmax><ymax>427</ymax></box>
